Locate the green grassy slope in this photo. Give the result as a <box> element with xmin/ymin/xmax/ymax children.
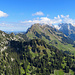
<box><xmin>25</xmin><ymin>24</ymin><xmax>75</xmax><ymax>54</ymax></box>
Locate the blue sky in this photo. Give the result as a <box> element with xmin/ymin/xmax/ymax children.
<box><xmin>0</xmin><ymin>0</ymin><xmax>75</xmax><ymax>32</ymax></box>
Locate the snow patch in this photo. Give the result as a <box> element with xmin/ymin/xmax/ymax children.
<box><xmin>68</xmin><ymin>25</ymin><xmax>70</xmax><ymax>30</ymax></box>
<box><xmin>54</xmin><ymin>25</ymin><xmax>61</xmax><ymax>30</ymax></box>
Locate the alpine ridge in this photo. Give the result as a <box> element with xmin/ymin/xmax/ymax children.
<box><xmin>18</xmin><ymin>23</ymin><xmax>75</xmax><ymax>54</ymax></box>
<box><xmin>56</xmin><ymin>23</ymin><xmax>75</xmax><ymax>41</ymax></box>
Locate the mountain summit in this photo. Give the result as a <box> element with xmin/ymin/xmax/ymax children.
<box><xmin>18</xmin><ymin>23</ymin><xmax>75</xmax><ymax>54</ymax></box>
<box><xmin>1</xmin><ymin>24</ymin><xmax>75</xmax><ymax>75</ymax></box>
<box><xmin>57</xmin><ymin>23</ymin><xmax>75</xmax><ymax>41</ymax></box>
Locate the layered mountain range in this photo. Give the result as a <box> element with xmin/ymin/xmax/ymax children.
<box><xmin>55</xmin><ymin>23</ymin><xmax>75</xmax><ymax>41</ymax></box>
<box><xmin>1</xmin><ymin>23</ymin><xmax>75</xmax><ymax>75</ymax></box>
<box><xmin>18</xmin><ymin>23</ymin><xmax>75</xmax><ymax>54</ymax></box>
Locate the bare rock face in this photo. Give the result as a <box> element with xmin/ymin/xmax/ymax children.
<box><xmin>58</xmin><ymin>23</ymin><xmax>75</xmax><ymax>41</ymax></box>
<box><xmin>0</xmin><ymin>30</ymin><xmax>24</xmax><ymax>53</ymax></box>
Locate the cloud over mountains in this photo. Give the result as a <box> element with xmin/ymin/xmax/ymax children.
<box><xmin>1</xmin><ymin>11</ymin><xmax>75</xmax><ymax>31</ymax></box>
<box><xmin>21</xmin><ymin>12</ymin><xmax>75</xmax><ymax>26</ymax></box>
<box><xmin>21</xmin><ymin>16</ymin><xmax>62</xmax><ymax>25</ymax></box>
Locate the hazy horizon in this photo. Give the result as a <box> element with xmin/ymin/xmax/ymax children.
<box><xmin>0</xmin><ymin>0</ymin><xmax>75</xmax><ymax>32</ymax></box>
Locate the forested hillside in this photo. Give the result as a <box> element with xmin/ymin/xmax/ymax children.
<box><xmin>1</xmin><ymin>24</ymin><xmax>75</xmax><ymax>75</ymax></box>
<box><xmin>1</xmin><ymin>39</ymin><xmax>75</xmax><ymax>75</ymax></box>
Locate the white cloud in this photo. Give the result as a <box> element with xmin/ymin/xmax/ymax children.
<box><xmin>0</xmin><ymin>22</ymin><xmax>30</xmax><ymax>31</ymax></box>
<box><xmin>0</xmin><ymin>10</ymin><xmax>8</xmax><ymax>17</ymax></box>
<box><xmin>54</xmin><ymin>15</ymin><xmax>60</xmax><ymax>19</ymax></box>
<box><xmin>21</xmin><ymin>15</ymin><xmax>62</xmax><ymax>25</ymax></box>
<box><xmin>61</xmin><ymin>15</ymin><xmax>69</xmax><ymax>18</ymax></box>
<box><xmin>1</xmin><ymin>14</ymin><xmax>75</xmax><ymax>31</ymax></box>
<box><xmin>32</xmin><ymin>11</ymin><xmax>44</xmax><ymax>16</ymax></box>
<box><xmin>21</xmin><ymin>14</ymin><xmax>75</xmax><ymax>27</ymax></box>
<box><xmin>61</xmin><ymin>15</ymin><xmax>75</xmax><ymax>25</ymax></box>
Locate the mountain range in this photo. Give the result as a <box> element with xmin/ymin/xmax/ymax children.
<box><xmin>18</xmin><ymin>23</ymin><xmax>75</xmax><ymax>54</ymax></box>
<box><xmin>55</xmin><ymin>23</ymin><xmax>75</xmax><ymax>41</ymax></box>
<box><xmin>1</xmin><ymin>23</ymin><xmax>75</xmax><ymax>75</ymax></box>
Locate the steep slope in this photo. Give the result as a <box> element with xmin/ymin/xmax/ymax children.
<box><xmin>20</xmin><ymin>23</ymin><xmax>75</xmax><ymax>54</ymax></box>
<box><xmin>0</xmin><ymin>30</ymin><xmax>25</xmax><ymax>60</ymax></box>
<box><xmin>0</xmin><ymin>39</ymin><xmax>75</xmax><ymax>75</ymax></box>
<box><xmin>58</xmin><ymin>23</ymin><xmax>75</xmax><ymax>41</ymax></box>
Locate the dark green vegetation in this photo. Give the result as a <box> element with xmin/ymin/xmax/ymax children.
<box><xmin>1</xmin><ymin>39</ymin><xmax>75</xmax><ymax>75</ymax></box>
<box><xmin>1</xmin><ymin>23</ymin><xmax>75</xmax><ymax>75</ymax></box>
